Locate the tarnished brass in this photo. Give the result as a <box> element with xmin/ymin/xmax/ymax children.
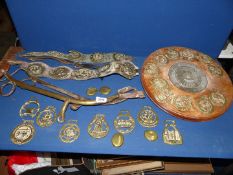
<box><xmin>114</xmin><ymin>110</ymin><xmax>135</xmax><ymax>134</ymax></box>
<box><xmin>111</xmin><ymin>133</ymin><xmax>124</xmax><ymax>147</ymax></box>
<box><xmin>36</xmin><ymin>106</ymin><xmax>56</xmax><ymax>127</ymax></box>
<box><xmin>99</xmin><ymin>86</ymin><xmax>111</xmax><ymax>95</ymax></box>
<box><xmin>19</xmin><ymin>97</ymin><xmax>40</xmax><ymax>118</ymax></box>
<box><xmin>86</xmin><ymin>87</ymin><xmax>98</xmax><ymax>96</ymax></box>
<box><xmin>11</xmin><ymin>120</ymin><xmax>35</xmax><ymax>145</ymax></box>
<box><xmin>144</xmin><ymin>130</ymin><xmax>158</xmax><ymax>142</ymax></box>
<box><xmin>141</xmin><ymin>46</ymin><xmax>233</xmax><ymax>121</ymax></box>
<box><xmin>20</xmin><ymin>50</ymin><xmax>133</xmax><ymax>64</ymax></box>
<box><xmin>59</xmin><ymin>120</ymin><xmax>80</xmax><ymax>143</ymax></box>
<box><xmin>88</xmin><ymin>114</ymin><xmax>109</xmax><ymax>139</ymax></box>
<box><xmin>137</xmin><ymin>106</ymin><xmax>158</xmax><ymax>128</ymax></box>
<box><xmin>163</xmin><ymin>120</ymin><xmax>182</xmax><ymax>145</ymax></box>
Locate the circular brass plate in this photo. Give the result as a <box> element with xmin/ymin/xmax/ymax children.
<box><xmin>141</xmin><ymin>47</ymin><xmax>233</xmax><ymax>121</ymax></box>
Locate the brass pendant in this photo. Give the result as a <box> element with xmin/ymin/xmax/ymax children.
<box><xmin>36</xmin><ymin>106</ymin><xmax>56</xmax><ymax>127</ymax></box>
<box><xmin>19</xmin><ymin>97</ymin><xmax>40</xmax><ymax>118</ymax></box>
<box><xmin>111</xmin><ymin>133</ymin><xmax>124</xmax><ymax>147</ymax></box>
<box><xmin>11</xmin><ymin>120</ymin><xmax>35</xmax><ymax>145</ymax></box>
<box><xmin>137</xmin><ymin>106</ymin><xmax>158</xmax><ymax>128</ymax></box>
<box><xmin>59</xmin><ymin>120</ymin><xmax>80</xmax><ymax>143</ymax></box>
<box><xmin>86</xmin><ymin>87</ymin><xmax>98</xmax><ymax>96</ymax></box>
<box><xmin>99</xmin><ymin>86</ymin><xmax>111</xmax><ymax>95</ymax></box>
<box><xmin>114</xmin><ymin>110</ymin><xmax>135</xmax><ymax>134</ymax></box>
<box><xmin>144</xmin><ymin>130</ymin><xmax>158</xmax><ymax>142</ymax></box>
<box><xmin>88</xmin><ymin>114</ymin><xmax>109</xmax><ymax>139</ymax></box>
<box><xmin>163</xmin><ymin>120</ymin><xmax>182</xmax><ymax>145</ymax></box>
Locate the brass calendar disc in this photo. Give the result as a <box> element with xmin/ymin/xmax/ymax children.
<box><xmin>141</xmin><ymin>47</ymin><xmax>233</xmax><ymax>121</ymax></box>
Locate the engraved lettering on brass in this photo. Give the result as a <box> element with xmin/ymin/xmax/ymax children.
<box><xmin>169</xmin><ymin>62</ymin><xmax>208</xmax><ymax>93</ymax></box>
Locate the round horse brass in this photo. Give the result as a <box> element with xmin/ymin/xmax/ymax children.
<box><xmin>112</xmin><ymin>133</ymin><xmax>124</xmax><ymax>147</ymax></box>
<box><xmin>141</xmin><ymin>47</ymin><xmax>233</xmax><ymax>121</ymax></box>
<box><xmin>144</xmin><ymin>130</ymin><xmax>158</xmax><ymax>142</ymax></box>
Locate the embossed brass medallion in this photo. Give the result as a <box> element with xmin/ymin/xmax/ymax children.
<box><xmin>19</xmin><ymin>97</ymin><xmax>40</xmax><ymax>118</ymax></box>
<box><xmin>137</xmin><ymin>106</ymin><xmax>158</xmax><ymax>127</ymax></box>
<box><xmin>144</xmin><ymin>130</ymin><xmax>158</xmax><ymax>142</ymax></box>
<box><xmin>59</xmin><ymin>120</ymin><xmax>80</xmax><ymax>143</ymax></box>
<box><xmin>88</xmin><ymin>114</ymin><xmax>109</xmax><ymax>139</ymax></box>
<box><xmin>36</xmin><ymin>106</ymin><xmax>56</xmax><ymax>127</ymax></box>
<box><xmin>114</xmin><ymin>110</ymin><xmax>135</xmax><ymax>134</ymax></box>
<box><xmin>111</xmin><ymin>133</ymin><xmax>124</xmax><ymax>147</ymax></box>
<box><xmin>11</xmin><ymin>120</ymin><xmax>35</xmax><ymax>145</ymax></box>
<box><xmin>163</xmin><ymin>120</ymin><xmax>182</xmax><ymax>145</ymax></box>
<box><xmin>141</xmin><ymin>47</ymin><xmax>233</xmax><ymax>121</ymax></box>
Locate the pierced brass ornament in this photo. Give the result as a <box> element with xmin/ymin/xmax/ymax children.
<box><xmin>86</xmin><ymin>87</ymin><xmax>98</xmax><ymax>96</ymax></box>
<box><xmin>19</xmin><ymin>97</ymin><xmax>40</xmax><ymax>118</ymax></box>
<box><xmin>111</xmin><ymin>133</ymin><xmax>124</xmax><ymax>147</ymax></box>
<box><xmin>144</xmin><ymin>130</ymin><xmax>158</xmax><ymax>142</ymax></box>
<box><xmin>137</xmin><ymin>106</ymin><xmax>158</xmax><ymax>128</ymax></box>
<box><xmin>36</xmin><ymin>106</ymin><xmax>56</xmax><ymax>127</ymax></box>
<box><xmin>163</xmin><ymin>120</ymin><xmax>182</xmax><ymax>145</ymax></box>
<box><xmin>99</xmin><ymin>86</ymin><xmax>111</xmax><ymax>95</ymax></box>
<box><xmin>114</xmin><ymin>110</ymin><xmax>135</xmax><ymax>134</ymax></box>
<box><xmin>11</xmin><ymin>120</ymin><xmax>35</xmax><ymax>145</ymax></box>
<box><xmin>88</xmin><ymin>114</ymin><xmax>109</xmax><ymax>139</ymax></box>
<box><xmin>59</xmin><ymin>120</ymin><xmax>80</xmax><ymax>143</ymax></box>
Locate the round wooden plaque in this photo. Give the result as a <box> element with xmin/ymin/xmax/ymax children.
<box><xmin>141</xmin><ymin>47</ymin><xmax>233</xmax><ymax>121</ymax></box>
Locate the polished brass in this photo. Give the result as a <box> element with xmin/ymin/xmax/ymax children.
<box><xmin>19</xmin><ymin>97</ymin><xmax>40</xmax><ymax>118</ymax></box>
<box><xmin>36</xmin><ymin>106</ymin><xmax>56</xmax><ymax>127</ymax></box>
<box><xmin>59</xmin><ymin>120</ymin><xmax>80</xmax><ymax>143</ymax></box>
<box><xmin>4</xmin><ymin>72</ymin><xmax>119</xmax><ymax>123</ymax></box>
<box><xmin>99</xmin><ymin>86</ymin><xmax>111</xmax><ymax>95</ymax></box>
<box><xmin>144</xmin><ymin>130</ymin><xmax>158</xmax><ymax>142</ymax></box>
<box><xmin>86</xmin><ymin>87</ymin><xmax>98</xmax><ymax>96</ymax></box>
<box><xmin>88</xmin><ymin>114</ymin><xmax>109</xmax><ymax>139</ymax></box>
<box><xmin>137</xmin><ymin>106</ymin><xmax>158</xmax><ymax>128</ymax></box>
<box><xmin>11</xmin><ymin>120</ymin><xmax>35</xmax><ymax>145</ymax></box>
<box><xmin>111</xmin><ymin>133</ymin><xmax>124</xmax><ymax>147</ymax></box>
<box><xmin>114</xmin><ymin>110</ymin><xmax>135</xmax><ymax>134</ymax></box>
<box><xmin>163</xmin><ymin>120</ymin><xmax>182</xmax><ymax>145</ymax></box>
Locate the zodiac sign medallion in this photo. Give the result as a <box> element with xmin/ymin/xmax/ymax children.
<box><xmin>36</xmin><ymin>106</ymin><xmax>56</xmax><ymax>127</ymax></box>
<box><xmin>114</xmin><ymin>110</ymin><xmax>135</xmax><ymax>134</ymax></box>
<box><xmin>163</xmin><ymin>120</ymin><xmax>182</xmax><ymax>145</ymax></box>
<box><xmin>173</xmin><ymin>95</ymin><xmax>192</xmax><ymax>112</ymax></box>
<box><xmin>11</xmin><ymin>120</ymin><xmax>35</xmax><ymax>145</ymax></box>
<box><xmin>197</xmin><ymin>96</ymin><xmax>213</xmax><ymax>114</ymax></box>
<box><xmin>137</xmin><ymin>106</ymin><xmax>158</xmax><ymax>128</ymax></box>
<box><xmin>88</xmin><ymin>114</ymin><xmax>109</xmax><ymax>139</ymax></box>
<box><xmin>209</xmin><ymin>91</ymin><xmax>226</xmax><ymax>106</ymax></box>
<box><xmin>59</xmin><ymin>120</ymin><xmax>80</xmax><ymax>143</ymax></box>
<box><xmin>208</xmin><ymin>64</ymin><xmax>223</xmax><ymax>77</ymax></box>
<box><xmin>19</xmin><ymin>97</ymin><xmax>40</xmax><ymax>118</ymax></box>
<box><xmin>141</xmin><ymin>46</ymin><xmax>233</xmax><ymax>121</ymax></box>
